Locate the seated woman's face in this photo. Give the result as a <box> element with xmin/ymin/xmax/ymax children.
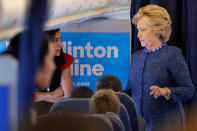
<box><xmin>36</xmin><ymin>43</ymin><xmax>56</xmax><ymax>89</ymax></box>
<box><xmin>53</xmin><ymin>31</ymin><xmax>62</xmax><ymax>56</ymax></box>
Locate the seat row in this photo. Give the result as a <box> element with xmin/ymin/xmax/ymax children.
<box><xmin>49</xmin><ymin>92</ymin><xmax>146</xmax><ymax>131</ymax></box>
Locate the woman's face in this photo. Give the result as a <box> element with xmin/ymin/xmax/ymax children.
<box><xmin>36</xmin><ymin>43</ymin><xmax>56</xmax><ymax>89</ymax></box>
<box><xmin>53</xmin><ymin>31</ymin><xmax>62</xmax><ymax>56</ymax></box>
<box><xmin>137</xmin><ymin>18</ymin><xmax>160</xmax><ymax>50</ymax></box>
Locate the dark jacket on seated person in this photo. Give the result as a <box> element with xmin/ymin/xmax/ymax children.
<box><xmin>105</xmin><ymin>112</ymin><xmax>125</xmax><ymax>131</ymax></box>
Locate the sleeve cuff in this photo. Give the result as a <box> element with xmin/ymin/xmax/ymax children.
<box><xmin>168</xmin><ymin>87</ymin><xmax>178</xmax><ymax>102</ymax></box>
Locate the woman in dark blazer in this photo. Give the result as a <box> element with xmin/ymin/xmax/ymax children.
<box><xmin>125</xmin><ymin>4</ymin><xmax>194</xmax><ymax>131</ymax></box>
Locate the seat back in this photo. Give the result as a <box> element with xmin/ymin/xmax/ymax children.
<box><xmin>119</xmin><ymin>103</ymin><xmax>132</xmax><ymax>131</ymax></box>
<box><xmin>105</xmin><ymin>112</ymin><xmax>125</xmax><ymax>131</ymax></box>
<box><xmin>0</xmin><ymin>55</ymin><xmax>19</xmax><ymax>131</ymax></box>
<box><xmin>29</xmin><ymin>114</ymin><xmax>113</xmax><ymax>131</ymax></box>
<box><xmin>49</xmin><ymin>98</ymin><xmax>89</xmax><ymax>114</ymax></box>
<box><xmin>138</xmin><ymin>116</ymin><xmax>146</xmax><ymax>131</ymax></box>
<box><xmin>116</xmin><ymin>92</ymin><xmax>139</xmax><ymax>131</ymax></box>
<box><xmin>33</xmin><ymin>101</ymin><xmax>53</xmax><ymax>116</ymax></box>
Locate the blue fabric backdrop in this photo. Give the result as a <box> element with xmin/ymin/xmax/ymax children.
<box><xmin>188</xmin><ymin>0</ymin><xmax>197</xmax><ymax>102</ymax></box>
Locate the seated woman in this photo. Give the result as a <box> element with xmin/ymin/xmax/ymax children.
<box><xmin>4</xmin><ymin>34</ymin><xmax>56</xmax><ymax>90</ymax></box>
<box><xmin>96</xmin><ymin>75</ymin><xmax>123</xmax><ymax>92</ymax></box>
<box><xmin>89</xmin><ymin>89</ymin><xmax>120</xmax><ymax>114</ymax></box>
<box><xmin>5</xmin><ymin>33</ymin><xmax>57</xmax><ymax>115</ymax></box>
<box><xmin>35</xmin><ymin>35</ymin><xmax>56</xmax><ymax>90</ymax></box>
<box><xmin>33</xmin><ymin>29</ymin><xmax>74</xmax><ymax>103</ymax></box>
<box><xmin>70</xmin><ymin>86</ymin><xmax>94</xmax><ymax>98</ymax></box>
<box><xmin>89</xmin><ymin>89</ymin><xmax>124</xmax><ymax>131</ymax></box>
<box><xmin>34</xmin><ymin>34</ymin><xmax>57</xmax><ymax>116</ymax></box>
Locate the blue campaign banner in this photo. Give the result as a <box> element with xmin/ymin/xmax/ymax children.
<box><xmin>61</xmin><ymin>32</ymin><xmax>129</xmax><ymax>91</ymax></box>
<box><xmin>0</xmin><ymin>40</ymin><xmax>7</xmax><ymax>54</ymax></box>
<box><xmin>0</xmin><ymin>85</ymin><xmax>10</xmax><ymax>131</ymax></box>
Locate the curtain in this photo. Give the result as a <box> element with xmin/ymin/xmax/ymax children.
<box><xmin>18</xmin><ymin>0</ymin><xmax>48</xmax><ymax>130</ymax></box>
<box><xmin>188</xmin><ymin>0</ymin><xmax>197</xmax><ymax>102</ymax></box>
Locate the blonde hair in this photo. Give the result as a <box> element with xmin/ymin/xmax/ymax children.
<box><xmin>89</xmin><ymin>89</ymin><xmax>120</xmax><ymax>114</ymax></box>
<box><xmin>132</xmin><ymin>4</ymin><xmax>172</xmax><ymax>42</ymax></box>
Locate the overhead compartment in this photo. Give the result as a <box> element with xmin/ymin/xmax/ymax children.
<box><xmin>0</xmin><ymin>0</ymin><xmax>131</xmax><ymax>40</ymax></box>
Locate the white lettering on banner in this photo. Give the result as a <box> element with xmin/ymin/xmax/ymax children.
<box><xmin>107</xmin><ymin>46</ymin><xmax>118</xmax><ymax>58</ymax></box>
<box><xmin>72</xmin><ymin>82</ymin><xmax>90</xmax><ymax>87</ymax></box>
<box><xmin>94</xmin><ymin>46</ymin><xmax>106</xmax><ymax>58</ymax></box>
<box><xmin>80</xmin><ymin>64</ymin><xmax>91</xmax><ymax>76</ymax></box>
<box><xmin>71</xmin><ymin>59</ymin><xmax>104</xmax><ymax>76</ymax></box>
<box><xmin>62</xmin><ymin>41</ymin><xmax>118</xmax><ymax>58</ymax></box>
<box><xmin>92</xmin><ymin>64</ymin><xmax>104</xmax><ymax>76</ymax></box>
<box><xmin>73</xmin><ymin>46</ymin><xmax>84</xmax><ymax>58</ymax></box>
<box><xmin>62</xmin><ymin>41</ymin><xmax>118</xmax><ymax>77</ymax></box>
<box><xmin>73</xmin><ymin>59</ymin><xmax>79</xmax><ymax>76</ymax></box>
<box><xmin>85</xmin><ymin>42</ymin><xmax>94</xmax><ymax>58</ymax></box>
<box><xmin>67</xmin><ymin>41</ymin><xmax>72</xmax><ymax>55</ymax></box>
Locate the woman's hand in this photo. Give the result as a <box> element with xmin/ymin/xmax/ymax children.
<box><xmin>150</xmin><ymin>86</ymin><xmax>171</xmax><ymax>99</ymax></box>
<box><xmin>49</xmin><ymin>87</ymin><xmax>64</xmax><ymax>98</ymax></box>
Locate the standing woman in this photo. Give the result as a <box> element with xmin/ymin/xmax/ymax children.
<box><xmin>125</xmin><ymin>5</ymin><xmax>194</xmax><ymax>131</ymax></box>
<box><xmin>34</xmin><ymin>29</ymin><xmax>74</xmax><ymax>103</ymax></box>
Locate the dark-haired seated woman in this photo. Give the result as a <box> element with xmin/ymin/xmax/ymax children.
<box><xmin>33</xmin><ymin>29</ymin><xmax>74</xmax><ymax>103</ymax></box>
